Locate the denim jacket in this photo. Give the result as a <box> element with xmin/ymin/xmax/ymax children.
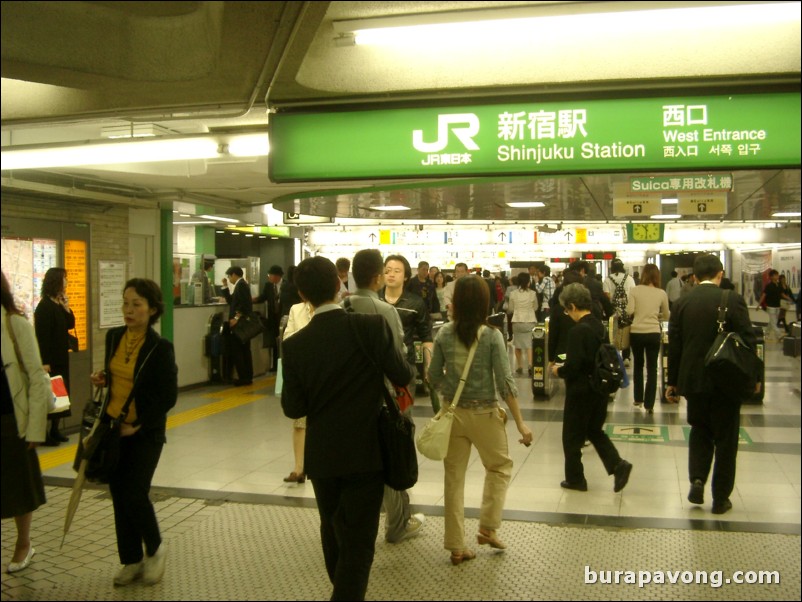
<box><xmin>428</xmin><ymin>323</ymin><xmax>517</xmax><ymax>407</ymax></box>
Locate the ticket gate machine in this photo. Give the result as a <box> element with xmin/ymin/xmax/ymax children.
<box><xmin>531</xmin><ymin>319</ymin><xmax>553</xmax><ymax>399</ymax></box>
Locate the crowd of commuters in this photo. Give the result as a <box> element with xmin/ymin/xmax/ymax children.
<box><xmin>3</xmin><ymin>251</ymin><xmax>793</xmax><ymax>597</ymax></box>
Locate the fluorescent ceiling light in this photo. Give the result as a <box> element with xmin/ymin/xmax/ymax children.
<box><xmin>227</xmin><ymin>134</ymin><xmax>270</xmax><ymax>157</ymax></box>
<box><xmin>173</xmin><ymin>221</ymin><xmax>217</xmax><ymax>225</ymax></box>
<box><xmin>335</xmin><ymin>3</ymin><xmax>796</xmax><ymax>47</ymax></box>
<box><xmin>101</xmin><ymin>124</ymin><xmax>172</xmax><ymax>139</ymax></box>
<box><xmin>772</xmin><ymin>212</ymin><xmax>801</xmax><ymax>217</ymax></box>
<box><xmin>661</xmin><ymin>198</ymin><xmax>679</xmax><ymax>205</ymax></box>
<box><xmin>2</xmin><ymin>136</ymin><xmax>219</xmax><ymax>170</ymax></box>
<box><xmin>372</xmin><ymin>205</ymin><xmax>411</xmax><ymax>211</ymax></box>
<box><xmin>200</xmin><ymin>215</ymin><xmax>239</xmax><ymax>223</ymax></box>
<box><xmin>651</xmin><ymin>214</ymin><xmax>682</xmax><ymax>220</ymax></box>
<box><xmin>1</xmin><ymin>132</ymin><xmax>270</xmax><ymax>170</ymax></box>
<box><xmin>507</xmin><ymin>202</ymin><xmax>545</xmax><ymax>208</ymax></box>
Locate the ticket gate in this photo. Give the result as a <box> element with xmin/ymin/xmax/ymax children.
<box><xmin>531</xmin><ymin>320</ymin><xmax>553</xmax><ymax>399</ymax></box>
<box><xmin>205</xmin><ymin>312</ymin><xmax>228</xmax><ymax>382</ymax></box>
<box><xmin>744</xmin><ymin>326</ymin><xmax>765</xmax><ymax>404</ymax></box>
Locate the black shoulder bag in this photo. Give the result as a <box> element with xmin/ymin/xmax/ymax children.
<box><xmin>348</xmin><ymin>315</ymin><xmax>418</xmax><ymax>491</ymax></box>
<box><xmin>704</xmin><ymin>290</ymin><xmax>763</xmax><ymax>400</ymax></box>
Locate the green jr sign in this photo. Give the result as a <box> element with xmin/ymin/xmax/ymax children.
<box><xmin>269</xmin><ymin>93</ymin><xmax>800</xmax><ymax>182</ymax></box>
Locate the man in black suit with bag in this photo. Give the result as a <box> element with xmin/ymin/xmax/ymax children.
<box><xmin>666</xmin><ymin>254</ymin><xmax>757</xmax><ymax>515</ymax></box>
<box><xmin>281</xmin><ymin>256</ymin><xmax>415</xmax><ymax>602</ymax></box>
<box><xmin>221</xmin><ymin>266</ymin><xmax>253</xmax><ymax>386</ymax></box>
<box><xmin>253</xmin><ymin>265</ymin><xmax>284</xmax><ymax>371</ymax></box>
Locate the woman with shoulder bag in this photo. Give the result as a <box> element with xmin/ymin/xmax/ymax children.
<box><xmin>1</xmin><ymin>272</ymin><xmax>50</xmax><ymax>574</ymax></box>
<box><xmin>89</xmin><ymin>278</ymin><xmax>177</xmax><ymax>587</ymax></box>
<box><xmin>34</xmin><ymin>267</ymin><xmax>75</xmax><ymax>445</ymax></box>
<box><xmin>428</xmin><ymin>275</ymin><xmax>532</xmax><ymax>566</ymax></box>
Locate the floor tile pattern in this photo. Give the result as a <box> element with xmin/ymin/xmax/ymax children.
<box><xmin>1</xmin><ymin>338</ymin><xmax>799</xmax><ymax>600</ymax></box>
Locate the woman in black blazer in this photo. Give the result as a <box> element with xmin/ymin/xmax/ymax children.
<box><xmin>552</xmin><ymin>283</ymin><xmax>632</xmax><ymax>493</ymax></box>
<box><xmin>90</xmin><ymin>279</ymin><xmax>177</xmax><ymax>587</ymax></box>
<box><xmin>34</xmin><ymin>267</ymin><xmax>75</xmax><ymax>445</ymax></box>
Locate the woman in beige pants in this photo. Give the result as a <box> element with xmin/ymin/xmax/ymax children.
<box><xmin>428</xmin><ymin>276</ymin><xmax>532</xmax><ymax>565</ymax></box>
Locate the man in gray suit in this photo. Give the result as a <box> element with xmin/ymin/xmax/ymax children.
<box><xmin>666</xmin><ymin>254</ymin><xmax>757</xmax><ymax>515</ymax></box>
<box><xmin>344</xmin><ymin>249</ymin><xmax>426</xmax><ymax>543</ymax></box>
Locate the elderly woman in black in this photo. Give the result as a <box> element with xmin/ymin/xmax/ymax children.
<box><xmin>551</xmin><ymin>283</ymin><xmax>632</xmax><ymax>493</ymax></box>
<box><xmin>34</xmin><ymin>267</ymin><xmax>75</xmax><ymax>445</ymax></box>
<box><xmin>90</xmin><ymin>279</ymin><xmax>177</xmax><ymax>587</ymax></box>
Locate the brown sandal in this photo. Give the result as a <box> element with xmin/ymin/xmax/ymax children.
<box><xmin>477</xmin><ymin>529</ymin><xmax>506</xmax><ymax>550</ymax></box>
<box><xmin>283</xmin><ymin>472</ymin><xmax>306</xmax><ymax>483</ymax></box>
<box><xmin>450</xmin><ymin>549</ymin><xmax>476</xmax><ymax>565</ymax></box>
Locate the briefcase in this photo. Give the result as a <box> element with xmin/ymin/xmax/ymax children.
<box><xmin>232</xmin><ymin>312</ymin><xmax>264</xmax><ymax>344</ymax></box>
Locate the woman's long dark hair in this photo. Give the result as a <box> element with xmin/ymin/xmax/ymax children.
<box><xmin>453</xmin><ymin>275</ymin><xmax>489</xmax><ymax>347</ymax></box>
<box><xmin>41</xmin><ymin>267</ymin><xmax>67</xmax><ymax>298</ymax></box>
<box><xmin>1</xmin><ymin>272</ymin><xmax>23</xmax><ymax>315</ymax></box>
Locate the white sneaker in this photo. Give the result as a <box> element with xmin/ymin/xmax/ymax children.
<box><xmin>114</xmin><ymin>561</ymin><xmax>144</xmax><ymax>586</ymax></box>
<box><xmin>143</xmin><ymin>544</ymin><xmax>166</xmax><ymax>585</ymax></box>
<box><xmin>401</xmin><ymin>513</ymin><xmax>425</xmax><ymax>541</ymax></box>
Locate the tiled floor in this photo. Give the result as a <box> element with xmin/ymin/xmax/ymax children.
<box><xmin>2</xmin><ymin>339</ymin><xmax>800</xmax><ymax>600</ymax></box>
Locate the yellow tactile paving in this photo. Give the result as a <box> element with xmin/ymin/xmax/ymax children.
<box><xmin>38</xmin><ymin>378</ymin><xmax>276</xmax><ymax>472</ymax></box>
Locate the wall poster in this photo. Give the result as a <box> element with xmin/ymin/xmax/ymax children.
<box><xmin>99</xmin><ymin>261</ymin><xmax>126</xmax><ymax>329</ymax></box>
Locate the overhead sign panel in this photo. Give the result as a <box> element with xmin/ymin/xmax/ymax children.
<box><xmin>613</xmin><ymin>197</ymin><xmax>662</xmax><ymax>217</ymax></box>
<box><xmin>269</xmin><ymin>93</ymin><xmax>800</xmax><ymax>182</ymax></box>
<box><xmin>283</xmin><ymin>213</ymin><xmax>333</xmax><ymax>224</ymax></box>
<box><xmin>677</xmin><ymin>192</ymin><xmax>728</xmax><ymax>215</ymax></box>
<box><xmin>630</xmin><ymin>174</ymin><xmax>733</xmax><ymax>192</ymax></box>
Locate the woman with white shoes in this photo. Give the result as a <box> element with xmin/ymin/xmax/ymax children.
<box><xmin>90</xmin><ymin>278</ymin><xmax>177</xmax><ymax>586</ymax></box>
<box><xmin>1</xmin><ymin>272</ymin><xmax>51</xmax><ymax>574</ymax></box>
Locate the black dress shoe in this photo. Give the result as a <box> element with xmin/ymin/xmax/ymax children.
<box><xmin>688</xmin><ymin>479</ymin><xmax>704</xmax><ymax>504</ymax></box>
<box><xmin>54</xmin><ymin>432</ymin><xmax>69</xmax><ymax>442</ymax></box>
<box><xmin>42</xmin><ymin>436</ymin><xmax>60</xmax><ymax>447</ymax></box>
<box><xmin>613</xmin><ymin>460</ymin><xmax>633</xmax><ymax>492</ymax></box>
<box><xmin>233</xmin><ymin>380</ymin><xmax>253</xmax><ymax>387</ymax></box>
<box><xmin>711</xmin><ymin>499</ymin><xmax>733</xmax><ymax>515</ymax></box>
<box><xmin>560</xmin><ymin>480</ymin><xmax>588</xmax><ymax>491</ymax></box>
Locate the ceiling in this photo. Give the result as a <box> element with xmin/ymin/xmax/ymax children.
<box><xmin>1</xmin><ymin>1</ymin><xmax>800</xmax><ymax>224</ymax></box>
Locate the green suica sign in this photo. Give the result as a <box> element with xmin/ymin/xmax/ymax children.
<box><xmin>269</xmin><ymin>93</ymin><xmax>800</xmax><ymax>182</ymax></box>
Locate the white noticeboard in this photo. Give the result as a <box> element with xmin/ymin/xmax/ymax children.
<box><xmin>99</xmin><ymin>261</ymin><xmax>127</xmax><ymax>328</ymax></box>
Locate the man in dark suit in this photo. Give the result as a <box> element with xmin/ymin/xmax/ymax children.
<box><xmin>221</xmin><ymin>266</ymin><xmax>253</xmax><ymax>386</ymax></box>
<box><xmin>253</xmin><ymin>265</ymin><xmax>284</xmax><ymax>371</ymax></box>
<box><xmin>281</xmin><ymin>256</ymin><xmax>415</xmax><ymax>602</ymax></box>
<box><xmin>570</xmin><ymin>260</ymin><xmax>613</xmax><ymax>320</ymax></box>
<box><xmin>666</xmin><ymin>254</ymin><xmax>757</xmax><ymax>515</ymax></box>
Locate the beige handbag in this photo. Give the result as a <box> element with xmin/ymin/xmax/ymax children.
<box><xmin>415</xmin><ymin>327</ymin><xmax>483</xmax><ymax>461</ymax></box>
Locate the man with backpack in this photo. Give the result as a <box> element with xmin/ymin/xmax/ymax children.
<box><xmin>604</xmin><ymin>259</ymin><xmax>636</xmax><ymax>364</ymax></box>
<box><xmin>551</xmin><ymin>283</ymin><xmax>633</xmax><ymax>493</ymax></box>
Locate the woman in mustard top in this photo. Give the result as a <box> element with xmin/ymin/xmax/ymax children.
<box><xmin>90</xmin><ymin>279</ymin><xmax>177</xmax><ymax>587</ymax></box>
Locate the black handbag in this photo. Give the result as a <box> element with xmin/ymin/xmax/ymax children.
<box><xmin>67</xmin><ymin>330</ymin><xmax>79</xmax><ymax>352</ymax></box>
<box><xmin>232</xmin><ymin>312</ymin><xmax>264</xmax><ymax>344</ymax></box>
<box><xmin>704</xmin><ymin>290</ymin><xmax>763</xmax><ymax>399</ymax></box>
<box><xmin>376</xmin><ymin>388</ymin><xmax>419</xmax><ymax>491</ymax></box>
<box><xmin>83</xmin><ymin>420</ymin><xmax>122</xmax><ymax>484</ymax></box>
<box><xmin>348</xmin><ymin>317</ymin><xmax>418</xmax><ymax>491</ymax></box>
<box><xmin>72</xmin><ymin>387</ymin><xmax>103</xmax><ymax>472</ymax></box>
<box><xmin>77</xmin><ymin>386</ymin><xmax>136</xmax><ymax>484</ymax></box>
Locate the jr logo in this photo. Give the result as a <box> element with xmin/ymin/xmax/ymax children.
<box><xmin>412</xmin><ymin>113</ymin><xmax>480</xmax><ymax>153</ymax></box>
